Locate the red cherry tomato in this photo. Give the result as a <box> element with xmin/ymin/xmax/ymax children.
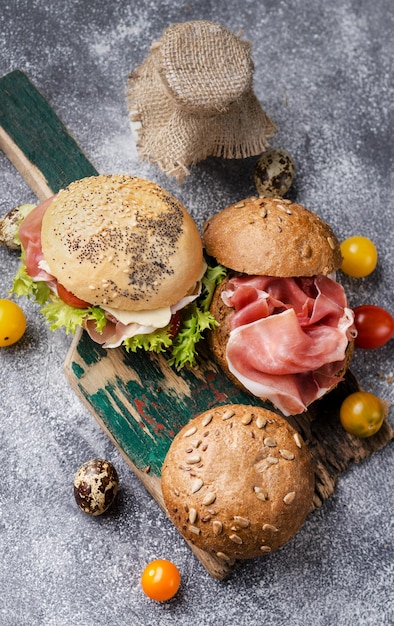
<box><xmin>141</xmin><ymin>559</ymin><xmax>181</xmax><ymax>601</ymax></box>
<box><xmin>353</xmin><ymin>305</ymin><xmax>394</xmax><ymax>349</ymax></box>
<box><xmin>57</xmin><ymin>283</ymin><xmax>91</xmax><ymax>309</ymax></box>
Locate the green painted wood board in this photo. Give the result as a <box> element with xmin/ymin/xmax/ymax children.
<box><xmin>66</xmin><ymin>331</ymin><xmax>270</xmax><ymax>477</ymax></box>
<box><xmin>0</xmin><ymin>70</ymin><xmax>97</xmax><ymax>197</ymax></box>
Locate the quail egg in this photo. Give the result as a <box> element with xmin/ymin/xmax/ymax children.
<box><xmin>74</xmin><ymin>458</ymin><xmax>119</xmax><ymax>516</ymax></box>
<box><xmin>254</xmin><ymin>148</ymin><xmax>295</xmax><ymax>197</ymax></box>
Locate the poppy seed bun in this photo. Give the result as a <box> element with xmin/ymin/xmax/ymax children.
<box><xmin>41</xmin><ymin>174</ymin><xmax>203</xmax><ymax>311</ymax></box>
<box><xmin>207</xmin><ymin>275</ymin><xmax>355</xmax><ymax>399</ymax></box>
<box><xmin>161</xmin><ymin>404</ymin><xmax>315</xmax><ymax>561</ymax></box>
<box><xmin>202</xmin><ymin>196</ymin><xmax>342</xmax><ymax>277</ymax></box>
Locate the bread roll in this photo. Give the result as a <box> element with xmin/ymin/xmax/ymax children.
<box><xmin>41</xmin><ymin>174</ymin><xmax>203</xmax><ymax>311</ymax></box>
<box><xmin>162</xmin><ymin>404</ymin><xmax>315</xmax><ymax>561</ymax></box>
<box><xmin>201</xmin><ymin>196</ymin><xmax>354</xmax><ymax>416</ymax></box>
<box><xmin>202</xmin><ymin>196</ymin><xmax>342</xmax><ymax>277</ymax></box>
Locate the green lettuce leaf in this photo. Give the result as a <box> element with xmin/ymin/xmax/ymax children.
<box><xmin>11</xmin><ymin>256</ymin><xmax>226</xmax><ymax>368</ymax></box>
<box><xmin>200</xmin><ymin>262</ymin><xmax>227</xmax><ymax>312</ymax></box>
<box><xmin>168</xmin><ymin>260</ymin><xmax>227</xmax><ymax>369</ymax></box>
<box><xmin>12</xmin><ymin>260</ymin><xmax>51</xmax><ymax>305</ymax></box>
<box><xmin>168</xmin><ymin>305</ymin><xmax>218</xmax><ymax>369</ymax></box>
<box><xmin>41</xmin><ymin>299</ymin><xmax>107</xmax><ymax>335</ymax></box>
<box><xmin>11</xmin><ymin>258</ymin><xmax>107</xmax><ymax>335</ymax></box>
<box><xmin>40</xmin><ymin>299</ymin><xmax>89</xmax><ymax>334</ymax></box>
<box><xmin>121</xmin><ymin>260</ymin><xmax>226</xmax><ymax>368</ymax></box>
<box><xmin>123</xmin><ymin>327</ymin><xmax>173</xmax><ymax>354</ymax></box>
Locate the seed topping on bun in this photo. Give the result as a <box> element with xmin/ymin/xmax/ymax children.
<box><xmin>203</xmin><ymin>196</ymin><xmax>342</xmax><ymax>277</ymax></box>
<box><xmin>162</xmin><ymin>404</ymin><xmax>315</xmax><ymax>561</ymax></box>
<box><xmin>41</xmin><ymin>174</ymin><xmax>203</xmax><ymax>311</ymax></box>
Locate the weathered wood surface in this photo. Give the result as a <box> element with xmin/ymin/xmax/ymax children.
<box><xmin>0</xmin><ymin>70</ymin><xmax>97</xmax><ymax>198</ymax></box>
<box><xmin>2</xmin><ymin>70</ymin><xmax>392</xmax><ymax>580</ymax></box>
<box><xmin>63</xmin><ymin>333</ymin><xmax>392</xmax><ymax>509</ymax></box>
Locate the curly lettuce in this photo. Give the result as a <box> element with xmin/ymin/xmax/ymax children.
<box><xmin>12</xmin><ymin>259</ymin><xmax>51</xmax><ymax>305</ymax></box>
<box><xmin>11</xmin><ymin>256</ymin><xmax>107</xmax><ymax>334</ymax></box>
<box><xmin>11</xmin><ymin>257</ymin><xmax>226</xmax><ymax>368</ymax></box>
<box><xmin>40</xmin><ymin>300</ymin><xmax>107</xmax><ymax>335</ymax></box>
<box><xmin>167</xmin><ymin>262</ymin><xmax>227</xmax><ymax>368</ymax></box>
<box><xmin>124</xmin><ymin>261</ymin><xmax>226</xmax><ymax>367</ymax></box>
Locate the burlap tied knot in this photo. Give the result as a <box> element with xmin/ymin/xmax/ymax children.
<box><xmin>127</xmin><ymin>21</ymin><xmax>277</xmax><ymax>182</ymax></box>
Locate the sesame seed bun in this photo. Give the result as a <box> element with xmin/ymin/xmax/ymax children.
<box><xmin>41</xmin><ymin>174</ymin><xmax>203</xmax><ymax>311</ymax></box>
<box><xmin>161</xmin><ymin>404</ymin><xmax>315</xmax><ymax>561</ymax></box>
<box><xmin>202</xmin><ymin>196</ymin><xmax>342</xmax><ymax>277</ymax></box>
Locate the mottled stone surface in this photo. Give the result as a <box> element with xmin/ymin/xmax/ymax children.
<box><xmin>0</xmin><ymin>1</ymin><xmax>393</xmax><ymax>624</ymax></box>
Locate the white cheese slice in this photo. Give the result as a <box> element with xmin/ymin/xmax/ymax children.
<box><xmin>38</xmin><ymin>259</ymin><xmax>54</xmax><ymax>274</ymax></box>
<box><xmin>102</xmin><ymin>304</ymin><xmax>172</xmax><ymax>328</ymax></box>
<box><xmin>102</xmin><ymin>261</ymin><xmax>207</xmax><ymax>329</ymax></box>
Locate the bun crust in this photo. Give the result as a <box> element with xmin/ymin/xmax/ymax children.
<box><xmin>208</xmin><ymin>275</ymin><xmax>354</xmax><ymax>404</ymax></box>
<box><xmin>161</xmin><ymin>404</ymin><xmax>315</xmax><ymax>561</ymax></box>
<box><xmin>203</xmin><ymin>196</ymin><xmax>342</xmax><ymax>277</ymax></box>
<box><xmin>41</xmin><ymin>175</ymin><xmax>203</xmax><ymax>311</ymax></box>
<box><xmin>207</xmin><ymin>276</ymin><xmax>243</xmax><ymax>388</ymax></box>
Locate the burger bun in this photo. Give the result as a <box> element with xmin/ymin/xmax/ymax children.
<box><xmin>41</xmin><ymin>174</ymin><xmax>203</xmax><ymax>311</ymax></box>
<box><xmin>161</xmin><ymin>404</ymin><xmax>315</xmax><ymax>561</ymax></box>
<box><xmin>202</xmin><ymin>196</ymin><xmax>342</xmax><ymax>277</ymax></box>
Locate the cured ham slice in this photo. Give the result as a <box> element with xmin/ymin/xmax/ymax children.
<box><xmin>84</xmin><ymin>317</ymin><xmax>157</xmax><ymax>348</ymax></box>
<box><xmin>223</xmin><ymin>275</ymin><xmax>356</xmax><ymax>415</ymax></box>
<box><xmin>18</xmin><ymin>197</ymin><xmax>56</xmax><ymax>281</ymax></box>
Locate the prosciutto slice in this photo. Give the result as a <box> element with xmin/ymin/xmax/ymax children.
<box><xmin>84</xmin><ymin>317</ymin><xmax>157</xmax><ymax>348</ymax></box>
<box><xmin>223</xmin><ymin>275</ymin><xmax>356</xmax><ymax>416</ymax></box>
<box><xmin>18</xmin><ymin>197</ymin><xmax>56</xmax><ymax>282</ymax></box>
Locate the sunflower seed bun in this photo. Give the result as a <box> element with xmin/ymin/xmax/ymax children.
<box><xmin>161</xmin><ymin>404</ymin><xmax>315</xmax><ymax>561</ymax></box>
<box><xmin>202</xmin><ymin>196</ymin><xmax>342</xmax><ymax>277</ymax></box>
<box><xmin>201</xmin><ymin>196</ymin><xmax>355</xmax><ymax>416</ymax></box>
<box><xmin>41</xmin><ymin>174</ymin><xmax>203</xmax><ymax>311</ymax></box>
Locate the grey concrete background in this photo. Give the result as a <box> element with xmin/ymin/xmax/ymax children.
<box><xmin>0</xmin><ymin>1</ymin><xmax>393</xmax><ymax>624</ymax></box>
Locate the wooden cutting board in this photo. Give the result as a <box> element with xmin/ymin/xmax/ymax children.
<box><xmin>1</xmin><ymin>70</ymin><xmax>392</xmax><ymax>580</ymax></box>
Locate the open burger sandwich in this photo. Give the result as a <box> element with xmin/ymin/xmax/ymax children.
<box><xmin>162</xmin><ymin>404</ymin><xmax>315</xmax><ymax>562</ymax></box>
<box><xmin>12</xmin><ymin>174</ymin><xmax>224</xmax><ymax>368</ymax></box>
<box><xmin>202</xmin><ymin>196</ymin><xmax>357</xmax><ymax>415</ymax></box>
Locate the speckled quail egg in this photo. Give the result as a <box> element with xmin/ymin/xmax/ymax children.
<box><xmin>254</xmin><ymin>148</ymin><xmax>295</xmax><ymax>197</ymax></box>
<box><xmin>73</xmin><ymin>459</ymin><xmax>119</xmax><ymax>516</ymax></box>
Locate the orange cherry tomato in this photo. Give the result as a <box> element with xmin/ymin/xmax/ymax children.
<box><xmin>141</xmin><ymin>559</ymin><xmax>181</xmax><ymax>601</ymax></box>
<box><xmin>57</xmin><ymin>283</ymin><xmax>90</xmax><ymax>309</ymax></box>
<box><xmin>340</xmin><ymin>236</ymin><xmax>378</xmax><ymax>278</ymax></box>
<box><xmin>340</xmin><ymin>391</ymin><xmax>385</xmax><ymax>438</ymax></box>
<box><xmin>0</xmin><ymin>299</ymin><xmax>26</xmax><ymax>347</ymax></box>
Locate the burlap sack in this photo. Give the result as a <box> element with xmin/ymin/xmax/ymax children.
<box><xmin>127</xmin><ymin>21</ymin><xmax>277</xmax><ymax>182</ymax></box>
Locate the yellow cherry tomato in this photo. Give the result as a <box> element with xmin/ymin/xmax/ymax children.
<box><xmin>0</xmin><ymin>299</ymin><xmax>26</xmax><ymax>347</ymax></box>
<box><xmin>340</xmin><ymin>391</ymin><xmax>385</xmax><ymax>438</ymax></box>
<box><xmin>141</xmin><ymin>559</ymin><xmax>181</xmax><ymax>601</ymax></box>
<box><xmin>340</xmin><ymin>236</ymin><xmax>378</xmax><ymax>278</ymax></box>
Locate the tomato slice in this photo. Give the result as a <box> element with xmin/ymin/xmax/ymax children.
<box><xmin>168</xmin><ymin>311</ymin><xmax>182</xmax><ymax>340</ymax></box>
<box><xmin>353</xmin><ymin>304</ymin><xmax>394</xmax><ymax>349</ymax></box>
<box><xmin>57</xmin><ymin>283</ymin><xmax>91</xmax><ymax>309</ymax></box>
